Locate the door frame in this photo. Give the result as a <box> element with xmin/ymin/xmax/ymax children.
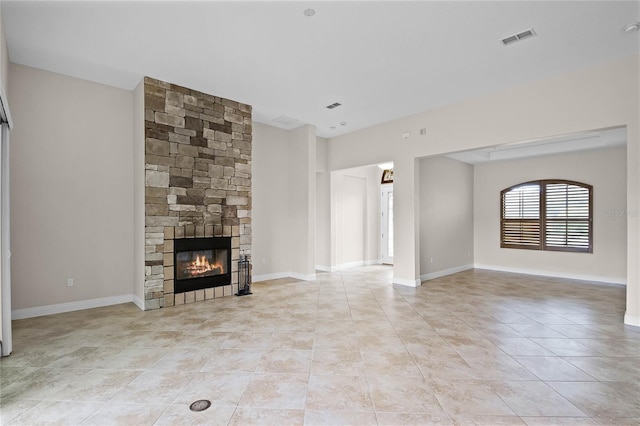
<box><xmin>1</xmin><ymin>83</ymin><xmax>13</xmax><ymax>357</ymax></box>
<box><xmin>381</xmin><ymin>183</ymin><xmax>393</xmax><ymax>265</ymax></box>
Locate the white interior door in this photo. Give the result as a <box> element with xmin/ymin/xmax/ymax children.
<box><xmin>381</xmin><ymin>184</ymin><xmax>393</xmax><ymax>264</ymax></box>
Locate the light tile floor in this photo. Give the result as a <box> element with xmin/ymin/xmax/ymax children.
<box><xmin>1</xmin><ymin>266</ymin><xmax>639</xmax><ymax>425</ymax></box>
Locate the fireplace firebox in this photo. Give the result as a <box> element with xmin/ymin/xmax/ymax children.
<box><xmin>174</xmin><ymin>237</ymin><xmax>232</xmax><ymax>293</ymax></box>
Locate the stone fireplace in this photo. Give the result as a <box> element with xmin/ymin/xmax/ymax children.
<box><xmin>143</xmin><ymin>77</ymin><xmax>252</xmax><ymax>310</ymax></box>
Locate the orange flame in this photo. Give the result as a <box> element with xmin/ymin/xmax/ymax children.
<box><xmin>184</xmin><ymin>254</ymin><xmax>223</xmax><ymax>277</ymax></box>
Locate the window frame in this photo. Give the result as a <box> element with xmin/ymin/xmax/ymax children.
<box><xmin>500</xmin><ymin>179</ymin><xmax>593</xmax><ymax>253</ymax></box>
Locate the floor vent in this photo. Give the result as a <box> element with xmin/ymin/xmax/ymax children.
<box><xmin>189</xmin><ymin>400</ymin><xmax>211</xmax><ymax>412</ymax></box>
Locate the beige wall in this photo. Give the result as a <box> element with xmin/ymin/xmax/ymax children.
<box><xmin>315</xmin><ymin>171</ymin><xmax>331</xmax><ymax>269</ymax></box>
<box><xmin>315</xmin><ymin>137</ymin><xmax>330</xmax><ymax>269</ymax></box>
<box><xmin>341</xmin><ymin>175</ymin><xmax>366</xmax><ymax>264</ymax></box>
<box><xmin>474</xmin><ymin>146</ymin><xmax>627</xmax><ymax>283</ymax></box>
<box><xmin>316</xmin><ymin>136</ymin><xmax>328</xmax><ymax>172</ymax></box>
<box><xmin>419</xmin><ymin>156</ymin><xmax>474</xmax><ymax>278</ymax></box>
<box><xmin>9</xmin><ymin>64</ymin><xmax>134</xmax><ymax>311</ymax></box>
<box><xmin>0</xmin><ymin>7</ymin><xmax>9</xmax><ymax>96</ymax></box>
<box><xmin>251</xmin><ymin>123</ymin><xmax>292</xmax><ymax>278</ymax></box>
<box><xmin>288</xmin><ymin>125</ymin><xmax>316</xmax><ymax>279</ymax></box>
<box><xmin>328</xmin><ymin>55</ymin><xmax>639</xmax><ymax>324</ymax></box>
<box><xmin>252</xmin><ymin>123</ymin><xmax>319</xmax><ymax>280</ymax></box>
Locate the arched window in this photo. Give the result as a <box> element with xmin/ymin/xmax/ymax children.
<box><xmin>501</xmin><ymin>180</ymin><xmax>592</xmax><ymax>253</ymax></box>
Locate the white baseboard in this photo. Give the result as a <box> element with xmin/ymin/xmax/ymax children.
<box><xmin>474</xmin><ymin>263</ymin><xmax>626</xmax><ymax>286</ymax></box>
<box><xmin>12</xmin><ymin>294</ymin><xmax>137</xmax><ymax>320</ymax></box>
<box><xmin>420</xmin><ymin>264</ymin><xmax>474</xmax><ymax>282</ymax></box>
<box><xmin>316</xmin><ymin>259</ymin><xmax>382</xmax><ymax>272</ymax></box>
<box><xmin>132</xmin><ymin>294</ymin><xmax>145</xmax><ymax>311</ymax></box>
<box><xmin>393</xmin><ymin>277</ymin><xmax>421</xmax><ymax>287</ymax></box>
<box><xmin>624</xmin><ymin>312</ymin><xmax>640</xmax><ymax>327</ymax></box>
<box><xmin>289</xmin><ymin>272</ymin><xmax>317</xmax><ymax>281</ymax></box>
<box><xmin>255</xmin><ymin>267</ymin><xmax>393</xmax><ymax>282</ymax></box>
<box><xmin>252</xmin><ymin>271</ymin><xmax>316</xmax><ymax>282</ymax></box>
<box><xmin>334</xmin><ymin>260</ymin><xmax>366</xmax><ymax>271</ymax></box>
<box><xmin>252</xmin><ymin>272</ymin><xmax>291</xmax><ymax>282</ymax></box>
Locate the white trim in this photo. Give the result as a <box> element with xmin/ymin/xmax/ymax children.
<box><xmin>0</xmin><ymin>83</ymin><xmax>13</xmax><ymax>129</ymax></box>
<box><xmin>132</xmin><ymin>294</ymin><xmax>145</xmax><ymax>311</ymax></box>
<box><xmin>252</xmin><ymin>271</ymin><xmax>318</xmax><ymax>282</ymax></box>
<box><xmin>381</xmin><ymin>184</ymin><xmax>393</xmax><ymax>265</ymax></box>
<box><xmin>12</xmin><ymin>294</ymin><xmax>137</xmax><ymax>320</ymax></box>
<box><xmin>474</xmin><ymin>263</ymin><xmax>626</xmax><ymax>286</ymax></box>
<box><xmin>317</xmin><ymin>259</ymin><xmax>382</xmax><ymax>272</ymax></box>
<box><xmin>289</xmin><ymin>272</ymin><xmax>317</xmax><ymax>281</ymax></box>
<box><xmin>0</xmin><ymin>124</ymin><xmax>11</xmax><ymax>356</ymax></box>
<box><xmin>252</xmin><ymin>272</ymin><xmax>291</xmax><ymax>282</ymax></box>
<box><xmin>420</xmin><ymin>264</ymin><xmax>474</xmax><ymax>281</ymax></box>
<box><xmin>393</xmin><ymin>277</ymin><xmax>421</xmax><ymax>287</ymax></box>
<box><xmin>624</xmin><ymin>312</ymin><xmax>640</xmax><ymax>327</ymax></box>
<box><xmin>334</xmin><ymin>260</ymin><xmax>366</xmax><ymax>270</ymax></box>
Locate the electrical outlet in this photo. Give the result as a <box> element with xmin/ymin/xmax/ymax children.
<box><xmin>67</xmin><ymin>278</ymin><xmax>74</xmax><ymax>287</ymax></box>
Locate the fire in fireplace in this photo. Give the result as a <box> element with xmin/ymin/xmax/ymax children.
<box><xmin>174</xmin><ymin>237</ymin><xmax>232</xmax><ymax>293</ymax></box>
<box><xmin>176</xmin><ymin>250</ymin><xmax>226</xmax><ymax>280</ymax></box>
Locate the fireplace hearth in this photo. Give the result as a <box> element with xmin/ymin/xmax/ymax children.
<box><xmin>174</xmin><ymin>237</ymin><xmax>232</xmax><ymax>294</ymax></box>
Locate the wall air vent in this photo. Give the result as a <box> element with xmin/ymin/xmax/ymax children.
<box><xmin>271</xmin><ymin>115</ymin><xmax>300</xmax><ymax>126</ymax></box>
<box><xmin>326</xmin><ymin>102</ymin><xmax>342</xmax><ymax>109</ymax></box>
<box><xmin>502</xmin><ymin>28</ymin><xmax>536</xmax><ymax>46</ymax></box>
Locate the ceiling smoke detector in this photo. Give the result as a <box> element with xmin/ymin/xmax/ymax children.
<box><xmin>502</xmin><ymin>28</ymin><xmax>537</xmax><ymax>46</ymax></box>
<box><xmin>303</xmin><ymin>8</ymin><xmax>315</xmax><ymax>17</ymax></box>
<box><xmin>326</xmin><ymin>102</ymin><xmax>342</xmax><ymax>109</ymax></box>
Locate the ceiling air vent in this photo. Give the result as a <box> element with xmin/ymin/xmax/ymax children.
<box><xmin>326</xmin><ymin>102</ymin><xmax>342</xmax><ymax>109</ymax></box>
<box><xmin>271</xmin><ymin>115</ymin><xmax>300</xmax><ymax>126</ymax></box>
<box><xmin>502</xmin><ymin>28</ymin><xmax>536</xmax><ymax>46</ymax></box>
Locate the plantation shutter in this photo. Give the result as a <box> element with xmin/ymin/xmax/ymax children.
<box><xmin>544</xmin><ymin>181</ymin><xmax>591</xmax><ymax>252</ymax></box>
<box><xmin>501</xmin><ymin>184</ymin><xmax>541</xmax><ymax>249</ymax></box>
<box><xmin>500</xmin><ymin>180</ymin><xmax>592</xmax><ymax>253</ymax></box>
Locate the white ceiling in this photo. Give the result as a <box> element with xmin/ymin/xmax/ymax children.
<box><xmin>2</xmin><ymin>1</ymin><xmax>639</xmax><ymax>138</ymax></box>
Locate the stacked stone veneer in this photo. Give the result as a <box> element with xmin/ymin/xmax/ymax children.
<box><xmin>143</xmin><ymin>77</ymin><xmax>252</xmax><ymax>310</ymax></box>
